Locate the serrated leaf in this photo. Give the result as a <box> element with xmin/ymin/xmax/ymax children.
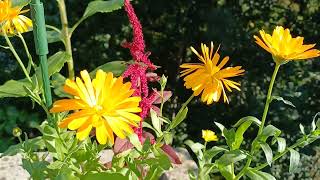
<box><xmin>82</xmin><ymin>0</ymin><xmax>124</xmax><ymax>19</ymax></box>
<box><xmin>246</xmin><ymin>169</ymin><xmax>276</xmax><ymax>180</ymax></box>
<box><xmin>271</xmin><ymin>96</ymin><xmax>295</xmax><ymax>108</ymax></box>
<box><xmin>259</xmin><ymin>142</ymin><xmax>273</xmax><ymax>166</ymax></box>
<box><xmin>289</xmin><ymin>149</ymin><xmax>300</xmax><ymax>173</ymax></box>
<box><xmin>90</xmin><ymin>61</ymin><xmax>127</xmax><ymax>77</ymax></box>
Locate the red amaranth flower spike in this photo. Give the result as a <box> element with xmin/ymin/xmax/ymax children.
<box><xmin>123</xmin><ymin>0</ymin><xmax>158</xmax><ymax>141</ymax></box>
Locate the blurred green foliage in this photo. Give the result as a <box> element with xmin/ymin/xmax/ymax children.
<box><xmin>0</xmin><ymin>0</ymin><xmax>319</xmax><ymax>178</ymax></box>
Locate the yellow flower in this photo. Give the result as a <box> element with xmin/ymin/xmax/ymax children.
<box><xmin>180</xmin><ymin>42</ymin><xmax>244</xmax><ymax>105</ymax></box>
<box><xmin>202</xmin><ymin>130</ymin><xmax>218</xmax><ymax>142</ymax></box>
<box><xmin>0</xmin><ymin>0</ymin><xmax>32</xmax><ymax>35</ymax></box>
<box><xmin>50</xmin><ymin>70</ymin><xmax>142</xmax><ymax>145</ymax></box>
<box><xmin>254</xmin><ymin>26</ymin><xmax>320</xmax><ymax>64</ymax></box>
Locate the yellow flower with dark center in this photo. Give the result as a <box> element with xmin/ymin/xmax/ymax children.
<box><xmin>254</xmin><ymin>26</ymin><xmax>320</xmax><ymax>64</ymax></box>
<box><xmin>50</xmin><ymin>70</ymin><xmax>142</xmax><ymax>145</ymax></box>
<box><xmin>180</xmin><ymin>42</ymin><xmax>244</xmax><ymax>105</ymax></box>
<box><xmin>0</xmin><ymin>0</ymin><xmax>32</xmax><ymax>35</ymax></box>
<box><xmin>202</xmin><ymin>130</ymin><xmax>218</xmax><ymax>142</ymax></box>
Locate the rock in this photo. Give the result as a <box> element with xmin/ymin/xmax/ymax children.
<box><xmin>160</xmin><ymin>148</ymin><xmax>198</xmax><ymax>180</ymax></box>
<box><xmin>0</xmin><ymin>154</ymin><xmax>30</xmax><ymax>180</ymax></box>
<box><xmin>0</xmin><ymin>148</ymin><xmax>197</xmax><ymax>180</ymax></box>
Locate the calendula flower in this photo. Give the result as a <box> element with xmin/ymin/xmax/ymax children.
<box><xmin>254</xmin><ymin>26</ymin><xmax>320</xmax><ymax>64</ymax></box>
<box><xmin>50</xmin><ymin>70</ymin><xmax>142</xmax><ymax>145</ymax></box>
<box><xmin>202</xmin><ymin>130</ymin><xmax>218</xmax><ymax>142</ymax></box>
<box><xmin>180</xmin><ymin>42</ymin><xmax>244</xmax><ymax>105</ymax></box>
<box><xmin>0</xmin><ymin>0</ymin><xmax>32</xmax><ymax>36</ymax></box>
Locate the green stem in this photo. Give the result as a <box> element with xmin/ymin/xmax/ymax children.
<box><xmin>235</xmin><ymin>64</ymin><xmax>281</xmax><ymax>180</ymax></box>
<box><xmin>57</xmin><ymin>0</ymin><xmax>74</xmax><ymax>79</ymax></box>
<box><xmin>2</xmin><ymin>29</ymin><xmax>32</xmax><ymax>82</ymax></box>
<box><xmin>181</xmin><ymin>94</ymin><xmax>195</xmax><ymax>111</ymax></box>
<box><xmin>160</xmin><ymin>89</ymin><xmax>165</xmax><ymax>117</ymax></box>
<box><xmin>258</xmin><ymin>64</ymin><xmax>281</xmax><ymax>135</ymax></box>
<box><xmin>18</xmin><ymin>33</ymin><xmax>36</xmax><ymax>69</ymax></box>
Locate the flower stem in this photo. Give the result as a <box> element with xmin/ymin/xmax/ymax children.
<box><xmin>258</xmin><ymin>64</ymin><xmax>280</xmax><ymax>135</ymax></box>
<box><xmin>57</xmin><ymin>0</ymin><xmax>74</xmax><ymax>79</ymax></box>
<box><xmin>235</xmin><ymin>63</ymin><xmax>281</xmax><ymax>180</ymax></box>
<box><xmin>3</xmin><ymin>29</ymin><xmax>32</xmax><ymax>82</ymax></box>
<box><xmin>18</xmin><ymin>33</ymin><xmax>36</xmax><ymax>70</ymax></box>
<box><xmin>181</xmin><ymin>94</ymin><xmax>195</xmax><ymax>111</ymax></box>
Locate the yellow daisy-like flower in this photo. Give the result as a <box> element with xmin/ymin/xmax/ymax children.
<box><xmin>0</xmin><ymin>0</ymin><xmax>32</xmax><ymax>36</ymax></box>
<box><xmin>180</xmin><ymin>42</ymin><xmax>244</xmax><ymax>105</ymax></box>
<box><xmin>50</xmin><ymin>70</ymin><xmax>142</xmax><ymax>145</ymax></box>
<box><xmin>202</xmin><ymin>130</ymin><xmax>218</xmax><ymax>142</ymax></box>
<box><xmin>254</xmin><ymin>26</ymin><xmax>320</xmax><ymax>64</ymax></box>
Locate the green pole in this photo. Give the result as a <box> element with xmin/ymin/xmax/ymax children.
<box><xmin>30</xmin><ymin>0</ymin><xmax>52</xmax><ymax>108</ymax></box>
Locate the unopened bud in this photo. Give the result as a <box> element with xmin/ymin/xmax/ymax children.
<box><xmin>12</xmin><ymin>127</ymin><xmax>22</xmax><ymax>137</ymax></box>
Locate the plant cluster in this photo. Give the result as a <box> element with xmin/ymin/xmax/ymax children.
<box><xmin>0</xmin><ymin>0</ymin><xmax>319</xmax><ymax>179</ymax></box>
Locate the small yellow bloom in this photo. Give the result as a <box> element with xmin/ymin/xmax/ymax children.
<box><xmin>180</xmin><ymin>42</ymin><xmax>244</xmax><ymax>105</ymax></box>
<box><xmin>202</xmin><ymin>130</ymin><xmax>218</xmax><ymax>142</ymax></box>
<box><xmin>0</xmin><ymin>0</ymin><xmax>32</xmax><ymax>36</ymax></box>
<box><xmin>254</xmin><ymin>26</ymin><xmax>320</xmax><ymax>64</ymax></box>
<box><xmin>50</xmin><ymin>70</ymin><xmax>142</xmax><ymax>145</ymax></box>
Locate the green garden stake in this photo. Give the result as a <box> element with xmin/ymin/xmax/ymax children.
<box><xmin>30</xmin><ymin>0</ymin><xmax>52</xmax><ymax>108</ymax></box>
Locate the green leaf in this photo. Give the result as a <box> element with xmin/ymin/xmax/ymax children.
<box><xmin>0</xmin><ymin>79</ymin><xmax>31</xmax><ymax>98</ymax></box>
<box><xmin>313</xmin><ymin>112</ymin><xmax>320</xmax><ymax>130</ymax></box>
<box><xmin>83</xmin><ymin>0</ymin><xmax>124</xmax><ymax>19</ymax></box>
<box><xmin>90</xmin><ymin>61</ymin><xmax>127</xmax><ymax>77</ymax></box>
<box><xmin>271</xmin><ymin>96</ymin><xmax>295</xmax><ymax>108</ymax></box>
<box><xmin>81</xmin><ymin>172</ymin><xmax>128</xmax><ymax>180</ymax></box>
<box><xmin>276</xmin><ymin>137</ymin><xmax>286</xmax><ymax>153</ymax></box>
<box><xmin>216</xmin><ymin>149</ymin><xmax>247</xmax><ymax>166</ymax></box>
<box><xmin>259</xmin><ymin>125</ymin><xmax>281</xmax><ymax>142</ymax></box>
<box><xmin>47</xmin><ymin>30</ymin><xmax>62</xmax><ymax>44</ymax></box>
<box><xmin>12</xmin><ymin>0</ymin><xmax>30</xmax><ymax>7</ymax></box>
<box><xmin>218</xmin><ymin>165</ymin><xmax>233</xmax><ymax>180</ymax></box>
<box><xmin>246</xmin><ymin>169</ymin><xmax>276</xmax><ymax>180</ymax></box>
<box><xmin>204</xmin><ymin>146</ymin><xmax>228</xmax><ymax>162</ymax></box>
<box><xmin>150</xmin><ymin>109</ymin><xmax>162</xmax><ymax>136</ymax></box>
<box><xmin>1</xmin><ymin>137</ymin><xmax>45</xmax><ymax>157</ymax></box>
<box><xmin>215</xmin><ymin>122</ymin><xmax>235</xmax><ymax>149</ymax></box>
<box><xmin>0</xmin><ymin>51</ymin><xmax>70</xmax><ymax>99</ymax></box>
<box><xmin>233</xmin><ymin>116</ymin><xmax>261</xmax><ymax>127</ymax></box>
<box><xmin>169</xmin><ymin>107</ymin><xmax>188</xmax><ymax>130</ymax></box>
<box><xmin>163</xmin><ymin>131</ymin><xmax>173</xmax><ymax>145</ymax></box>
<box><xmin>51</xmin><ymin>73</ymin><xmax>70</xmax><ymax>98</ymax></box>
<box><xmin>289</xmin><ymin>149</ymin><xmax>300</xmax><ymax>173</ymax></box>
<box><xmin>233</xmin><ymin>116</ymin><xmax>261</xmax><ymax>150</ymax></box>
<box><xmin>259</xmin><ymin>142</ymin><xmax>273</xmax><ymax>166</ymax></box>
<box><xmin>299</xmin><ymin>124</ymin><xmax>305</xmax><ymax>134</ymax></box>
<box><xmin>128</xmin><ymin>133</ymin><xmax>142</xmax><ymax>151</ymax></box>
<box><xmin>185</xmin><ymin>140</ymin><xmax>204</xmax><ymax>159</ymax></box>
